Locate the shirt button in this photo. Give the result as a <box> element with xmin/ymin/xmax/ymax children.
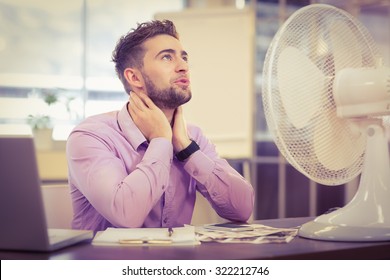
<box><xmin>163</xmin><ymin>218</ymin><xmax>168</xmax><ymax>224</ymax></box>
<box><xmin>212</xmin><ymin>192</ymin><xmax>218</xmax><ymax>197</ymax></box>
<box><xmin>162</xmin><ymin>185</ymin><xmax>166</xmax><ymax>190</ymax></box>
<box><xmin>193</xmin><ymin>170</ymin><xmax>199</xmax><ymax>176</ymax></box>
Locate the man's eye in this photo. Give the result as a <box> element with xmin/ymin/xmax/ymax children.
<box><xmin>182</xmin><ymin>56</ymin><xmax>189</xmax><ymax>62</ymax></box>
<box><xmin>162</xmin><ymin>54</ymin><xmax>172</xmax><ymax>61</ymax></box>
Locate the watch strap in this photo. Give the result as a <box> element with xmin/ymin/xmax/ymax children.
<box><xmin>176</xmin><ymin>140</ymin><xmax>200</xmax><ymax>162</ymax></box>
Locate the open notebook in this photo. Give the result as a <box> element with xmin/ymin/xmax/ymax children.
<box><xmin>92</xmin><ymin>225</ymin><xmax>200</xmax><ymax>246</ymax></box>
<box><xmin>0</xmin><ymin>133</ymin><xmax>93</xmax><ymax>252</ymax></box>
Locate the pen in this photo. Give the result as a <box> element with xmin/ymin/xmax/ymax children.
<box><xmin>119</xmin><ymin>239</ymin><xmax>172</xmax><ymax>244</ymax></box>
<box><xmin>118</xmin><ymin>228</ymin><xmax>175</xmax><ymax>244</ymax></box>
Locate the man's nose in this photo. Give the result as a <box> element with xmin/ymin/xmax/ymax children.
<box><xmin>176</xmin><ymin>58</ymin><xmax>188</xmax><ymax>72</ymax></box>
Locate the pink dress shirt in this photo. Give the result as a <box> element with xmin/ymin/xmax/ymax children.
<box><xmin>66</xmin><ymin>104</ymin><xmax>254</xmax><ymax>231</ymax></box>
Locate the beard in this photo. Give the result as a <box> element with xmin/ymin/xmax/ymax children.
<box><xmin>142</xmin><ymin>73</ymin><xmax>192</xmax><ymax>110</ymax></box>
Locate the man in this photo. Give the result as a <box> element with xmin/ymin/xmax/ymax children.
<box><xmin>66</xmin><ymin>20</ymin><xmax>254</xmax><ymax>231</ymax></box>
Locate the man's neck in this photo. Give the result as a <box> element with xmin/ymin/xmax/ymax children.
<box><xmin>161</xmin><ymin>108</ymin><xmax>175</xmax><ymax>126</ymax></box>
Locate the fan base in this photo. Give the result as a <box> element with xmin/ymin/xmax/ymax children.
<box><xmin>299</xmin><ymin>220</ymin><xmax>390</xmax><ymax>242</ymax></box>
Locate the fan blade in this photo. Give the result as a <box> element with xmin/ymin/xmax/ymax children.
<box><xmin>278</xmin><ymin>46</ymin><xmax>325</xmax><ymax>129</ymax></box>
<box><xmin>330</xmin><ymin>20</ymin><xmax>362</xmax><ymax>72</ymax></box>
<box><xmin>313</xmin><ymin>112</ymin><xmax>365</xmax><ymax>171</ymax></box>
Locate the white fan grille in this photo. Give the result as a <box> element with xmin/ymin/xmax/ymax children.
<box><xmin>262</xmin><ymin>4</ymin><xmax>381</xmax><ymax>185</ymax></box>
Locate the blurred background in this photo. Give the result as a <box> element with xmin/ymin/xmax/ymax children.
<box><xmin>0</xmin><ymin>0</ymin><xmax>389</xmax><ymax>227</ymax></box>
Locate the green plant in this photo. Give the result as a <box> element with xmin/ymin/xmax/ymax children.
<box><xmin>27</xmin><ymin>89</ymin><xmax>59</xmax><ymax>130</ymax></box>
<box><xmin>27</xmin><ymin>114</ymin><xmax>51</xmax><ymax>130</ymax></box>
<box><xmin>42</xmin><ymin>91</ymin><xmax>58</xmax><ymax>106</ymax></box>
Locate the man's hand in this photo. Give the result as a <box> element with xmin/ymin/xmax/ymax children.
<box><xmin>128</xmin><ymin>91</ymin><xmax>172</xmax><ymax>142</ymax></box>
<box><xmin>172</xmin><ymin>106</ymin><xmax>191</xmax><ymax>152</ymax></box>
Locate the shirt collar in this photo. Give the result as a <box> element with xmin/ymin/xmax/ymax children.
<box><xmin>118</xmin><ymin>103</ymin><xmax>147</xmax><ymax>150</ymax></box>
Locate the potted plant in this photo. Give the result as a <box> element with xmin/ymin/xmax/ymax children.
<box><xmin>27</xmin><ymin>89</ymin><xmax>58</xmax><ymax>150</ymax></box>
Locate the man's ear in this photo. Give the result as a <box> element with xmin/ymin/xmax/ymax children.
<box><xmin>124</xmin><ymin>68</ymin><xmax>144</xmax><ymax>89</ymax></box>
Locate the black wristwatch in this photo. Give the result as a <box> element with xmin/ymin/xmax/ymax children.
<box><xmin>176</xmin><ymin>140</ymin><xmax>200</xmax><ymax>162</ymax></box>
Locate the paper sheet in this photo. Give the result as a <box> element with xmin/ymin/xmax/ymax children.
<box><xmin>196</xmin><ymin>223</ymin><xmax>299</xmax><ymax>244</ymax></box>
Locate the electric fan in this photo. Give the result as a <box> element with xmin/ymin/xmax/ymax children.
<box><xmin>262</xmin><ymin>4</ymin><xmax>390</xmax><ymax>241</ymax></box>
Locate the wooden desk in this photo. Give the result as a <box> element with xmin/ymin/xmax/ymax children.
<box><xmin>1</xmin><ymin>217</ymin><xmax>389</xmax><ymax>260</ymax></box>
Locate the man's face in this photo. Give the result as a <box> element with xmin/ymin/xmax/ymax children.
<box><xmin>140</xmin><ymin>34</ymin><xmax>191</xmax><ymax>109</ymax></box>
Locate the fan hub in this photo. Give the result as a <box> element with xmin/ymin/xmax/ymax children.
<box><xmin>334</xmin><ymin>67</ymin><xmax>390</xmax><ymax>118</ymax></box>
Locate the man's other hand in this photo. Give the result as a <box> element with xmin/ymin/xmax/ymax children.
<box><xmin>128</xmin><ymin>91</ymin><xmax>172</xmax><ymax>142</ymax></box>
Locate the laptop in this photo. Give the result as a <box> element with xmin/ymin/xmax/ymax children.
<box><xmin>0</xmin><ymin>133</ymin><xmax>93</xmax><ymax>252</ymax></box>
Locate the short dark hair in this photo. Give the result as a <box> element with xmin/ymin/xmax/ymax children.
<box><xmin>112</xmin><ymin>20</ymin><xmax>179</xmax><ymax>94</ymax></box>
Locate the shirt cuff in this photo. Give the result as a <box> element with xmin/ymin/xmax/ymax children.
<box><xmin>145</xmin><ymin>138</ymin><xmax>174</xmax><ymax>166</ymax></box>
<box><xmin>183</xmin><ymin>151</ymin><xmax>214</xmax><ymax>184</ymax></box>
